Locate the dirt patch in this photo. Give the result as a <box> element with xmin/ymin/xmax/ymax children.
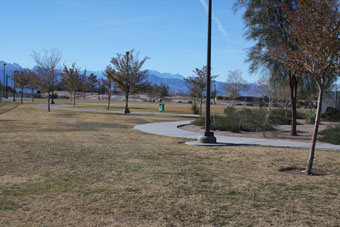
<box><xmin>279</xmin><ymin>167</ymin><xmax>328</xmax><ymax>176</ymax></box>
<box><xmin>180</xmin><ymin>120</ymin><xmax>340</xmax><ymax>143</ymax></box>
<box><xmin>0</xmin><ymin>175</ymin><xmax>30</xmax><ymax>184</ymax></box>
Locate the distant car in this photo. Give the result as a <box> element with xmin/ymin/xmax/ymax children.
<box><xmin>234</xmin><ymin>103</ymin><xmax>243</xmax><ymax>106</ymax></box>
<box><xmin>246</xmin><ymin>104</ymin><xmax>254</xmax><ymax>106</ymax></box>
<box><xmin>176</xmin><ymin>100</ymin><xmax>183</xmax><ymax>103</ymax></box>
<box><xmin>188</xmin><ymin>101</ymin><xmax>193</xmax><ymax>104</ymax></box>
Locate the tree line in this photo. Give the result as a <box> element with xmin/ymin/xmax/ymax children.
<box><xmin>10</xmin><ymin>49</ymin><xmax>169</xmax><ymax>113</ymax></box>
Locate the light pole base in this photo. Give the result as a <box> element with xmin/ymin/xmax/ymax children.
<box><xmin>198</xmin><ymin>131</ymin><xmax>216</xmax><ymax>143</ymax></box>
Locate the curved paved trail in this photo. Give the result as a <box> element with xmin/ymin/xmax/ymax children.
<box><xmin>135</xmin><ymin>121</ymin><xmax>340</xmax><ymax>151</ymax></box>
<box><xmin>35</xmin><ymin>104</ymin><xmax>339</xmax><ymax>150</ymax></box>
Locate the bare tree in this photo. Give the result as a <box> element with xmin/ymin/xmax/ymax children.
<box><xmin>279</xmin><ymin>0</ymin><xmax>340</xmax><ymax>174</ymax></box>
<box><xmin>31</xmin><ymin>49</ymin><xmax>62</xmax><ymax>112</ymax></box>
<box><xmin>88</xmin><ymin>73</ymin><xmax>98</xmax><ymax>95</ymax></box>
<box><xmin>80</xmin><ymin>70</ymin><xmax>90</xmax><ymax>100</ymax></box>
<box><xmin>224</xmin><ymin>70</ymin><xmax>246</xmax><ymax>106</ymax></box>
<box><xmin>26</xmin><ymin>71</ymin><xmax>39</xmax><ymax>103</ymax></box>
<box><xmin>61</xmin><ymin>63</ymin><xmax>82</xmax><ymax>107</ymax></box>
<box><xmin>185</xmin><ymin>66</ymin><xmax>217</xmax><ymax>115</ymax></box>
<box><xmin>256</xmin><ymin>74</ymin><xmax>276</xmax><ymax>121</ymax></box>
<box><xmin>109</xmin><ymin>50</ymin><xmax>149</xmax><ymax>114</ymax></box>
<box><xmin>13</xmin><ymin>70</ymin><xmax>30</xmax><ymax>104</ymax></box>
<box><xmin>103</xmin><ymin>66</ymin><xmax>115</xmax><ymax>110</ymax></box>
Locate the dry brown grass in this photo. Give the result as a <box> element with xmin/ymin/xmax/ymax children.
<box><xmin>0</xmin><ymin>103</ymin><xmax>340</xmax><ymax>226</ymax></box>
<box><xmin>57</xmin><ymin>100</ymin><xmax>229</xmax><ymax>115</ymax></box>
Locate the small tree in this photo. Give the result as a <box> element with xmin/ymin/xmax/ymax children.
<box><xmin>80</xmin><ymin>70</ymin><xmax>90</xmax><ymax>100</ymax></box>
<box><xmin>146</xmin><ymin>83</ymin><xmax>169</xmax><ymax>100</ymax></box>
<box><xmin>212</xmin><ymin>83</ymin><xmax>218</xmax><ymax>105</ymax></box>
<box><xmin>88</xmin><ymin>73</ymin><xmax>98</xmax><ymax>95</ymax></box>
<box><xmin>224</xmin><ymin>70</ymin><xmax>246</xmax><ymax>105</ymax></box>
<box><xmin>27</xmin><ymin>71</ymin><xmax>39</xmax><ymax>103</ymax></box>
<box><xmin>109</xmin><ymin>50</ymin><xmax>149</xmax><ymax>114</ymax></box>
<box><xmin>256</xmin><ymin>74</ymin><xmax>276</xmax><ymax>121</ymax></box>
<box><xmin>13</xmin><ymin>70</ymin><xmax>29</xmax><ymax>104</ymax></box>
<box><xmin>97</xmin><ymin>79</ymin><xmax>107</xmax><ymax>100</ymax></box>
<box><xmin>31</xmin><ymin>49</ymin><xmax>62</xmax><ymax>112</ymax></box>
<box><xmin>185</xmin><ymin>66</ymin><xmax>217</xmax><ymax>115</ymax></box>
<box><xmin>61</xmin><ymin>63</ymin><xmax>82</xmax><ymax>107</ymax></box>
<box><xmin>103</xmin><ymin>66</ymin><xmax>115</xmax><ymax>110</ymax></box>
<box><xmin>279</xmin><ymin>0</ymin><xmax>340</xmax><ymax>174</ymax></box>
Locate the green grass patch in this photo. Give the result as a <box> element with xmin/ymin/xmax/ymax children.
<box><xmin>319</xmin><ymin>126</ymin><xmax>340</xmax><ymax>145</ymax></box>
<box><xmin>321</xmin><ymin>107</ymin><xmax>340</xmax><ymax>122</ymax></box>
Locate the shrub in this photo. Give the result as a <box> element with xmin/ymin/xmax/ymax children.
<box><xmin>59</xmin><ymin>96</ymin><xmax>70</xmax><ymax>99</ymax></box>
<box><xmin>319</xmin><ymin>126</ymin><xmax>340</xmax><ymax>145</ymax></box>
<box><xmin>191</xmin><ymin>103</ymin><xmax>199</xmax><ymax>114</ymax></box>
<box><xmin>305</xmin><ymin>113</ymin><xmax>316</xmax><ymax>124</ymax></box>
<box><xmin>321</xmin><ymin>107</ymin><xmax>340</xmax><ymax>122</ymax></box>
<box><xmin>49</xmin><ymin>93</ymin><xmax>59</xmax><ymax>99</ymax></box>
<box><xmin>269</xmin><ymin>109</ymin><xmax>291</xmax><ymax>125</ymax></box>
<box><xmin>193</xmin><ymin>107</ymin><xmax>274</xmax><ymax>133</ymax></box>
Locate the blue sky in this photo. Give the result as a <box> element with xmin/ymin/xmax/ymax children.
<box><xmin>0</xmin><ymin>0</ymin><xmax>259</xmax><ymax>82</ymax></box>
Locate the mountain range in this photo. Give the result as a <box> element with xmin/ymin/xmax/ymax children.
<box><xmin>0</xmin><ymin>61</ymin><xmax>262</xmax><ymax>97</ymax></box>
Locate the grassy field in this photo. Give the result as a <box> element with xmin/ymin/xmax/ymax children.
<box><xmin>1</xmin><ymin>101</ymin><xmax>340</xmax><ymax>226</ymax></box>
<box><xmin>56</xmin><ymin>100</ymin><xmax>230</xmax><ymax>114</ymax></box>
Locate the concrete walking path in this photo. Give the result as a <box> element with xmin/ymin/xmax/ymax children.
<box><xmin>135</xmin><ymin>121</ymin><xmax>340</xmax><ymax>151</ymax></box>
<box><xmin>34</xmin><ymin>104</ymin><xmax>339</xmax><ymax>151</ymax></box>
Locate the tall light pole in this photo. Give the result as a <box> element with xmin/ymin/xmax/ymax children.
<box><xmin>124</xmin><ymin>51</ymin><xmax>130</xmax><ymax>114</ymax></box>
<box><xmin>5</xmin><ymin>70</ymin><xmax>8</xmax><ymax>99</ymax></box>
<box><xmin>3</xmin><ymin>63</ymin><xmax>6</xmax><ymax>99</ymax></box>
<box><xmin>13</xmin><ymin>76</ymin><xmax>16</xmax><ymax>102</ymax></box>
<box><xmin>51</xmin><ymin>66</ymin><xmax>55</xmax><ymax>104</ymax></box>
<box><xmin>198</xmin><ymin>0</ymin><xmax>216</xmax><ymax>144</ymax></box>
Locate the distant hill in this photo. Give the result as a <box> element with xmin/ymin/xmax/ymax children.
<box><xmin>0</xmin><ymin>61</ymin><xmax>24</xmax><ymax>87</ymax></box>
<box><xmin>145</xmin><ymin>70</ymin><xmax>262</xmax><ymax>97</ymax></box>
<box><xmin>0</xmin><ymin>60</ymin><xmax>263</xmax><ymax>97</ymax></box>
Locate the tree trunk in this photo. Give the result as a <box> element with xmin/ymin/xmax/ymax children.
<box><xmin>31</xmin><ymin>88</ymin><xmax>34</xmax><ymax>103</ymax></box>
<box><xmin>48</xmin><ymin>92</ymin><xmax>51</xmax><ymax>112</ymax></box>
<box><xmin>107</xmin><ymin>92</ymin><xmax>111</xmax><ymax>110</ymax></box>
<box><xmin>124</xmin><ymin>91</ymin><xmax>129</xmax><ymax>114</ymax></box>
<box><xmin>21</xmin><ymin>88</ymin><xmax>24</xmax><ymax>104</ymax></box>
<box><xmin>200</xmin><ymin>94</ymin><xmax>203</xmax><ymax>115</ymax></box>
<box><xmin>289</xmin><ymin>71</ymin><xmax>298</xmax><ymax>136</ymax></box>
<box><xmin>51</xmin><ymin>91</ymin><xmax>55</xmax><ymax>104</ymax></box>
<box><xmin>73</xmin><ymin>91</ymin><xmax>76</xmax><ymax>107</ymax></box>
<box><xmin>306</xmin><ymin>83</ymin><xmax>323</xmax><ymax>175</ymax></box>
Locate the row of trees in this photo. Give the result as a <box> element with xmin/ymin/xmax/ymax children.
<box><xmin>10</xmin><ymin>49</ymin><xmax>151</xmax><ymax>114</ymax></box>
<box><xmin>236</xmin><ymin>0</ymin><xmax>340</xmax><ymax>174</ymax></box>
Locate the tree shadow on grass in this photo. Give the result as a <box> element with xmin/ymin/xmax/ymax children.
<box><xmin>279</xmin><ymin>167</ymin><xmax>328</xmax><ymax>176</ymax></box>
<box><xmin>39</xmin><ymin>122</ymin><xmax>130</xmax><ymax>133</ymax></box>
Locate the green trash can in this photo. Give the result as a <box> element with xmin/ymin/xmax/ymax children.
<box><xmin>158</xmin><ymin>103</ymin><xmax>165</xmax><ymax>113</ymax></box>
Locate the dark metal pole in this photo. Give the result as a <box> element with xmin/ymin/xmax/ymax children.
<box><xmin>51</xmin><ymin>66</ymin><xmax>55</xmax><ymax>104</ymax></box>
<box><xmin>3</xmin><ymin>63</ymin><xmax>6</xmax><ymax>98</ymax></box>
<box><xmin>5</xmin><ymin>72</ymin><xmax>8</xmax><ymax>99</ymax></box>
<box><xmin>124</xmin><ymin>51</ymin><xmax>130</xmax><ymax>114</ymax></box>
<box><xmin>205</xmin><ymin>0</ymin><xmax>212</xmax><ymax>133</ymax></box>
<box><xmin>13</xmin><ymin>78</ymin><xmax>16</xmax><ymax>102</ymax></box>
<box><xmin>198</xmin><ymin>0</ymin><xmax>216</xmax><ymax>143</ymax></box>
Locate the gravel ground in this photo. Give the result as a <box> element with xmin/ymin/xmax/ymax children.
<box><xmin>179</xmin><ymin>120</ymin><xmax>340</xmax><ymax>143</ymax></box>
